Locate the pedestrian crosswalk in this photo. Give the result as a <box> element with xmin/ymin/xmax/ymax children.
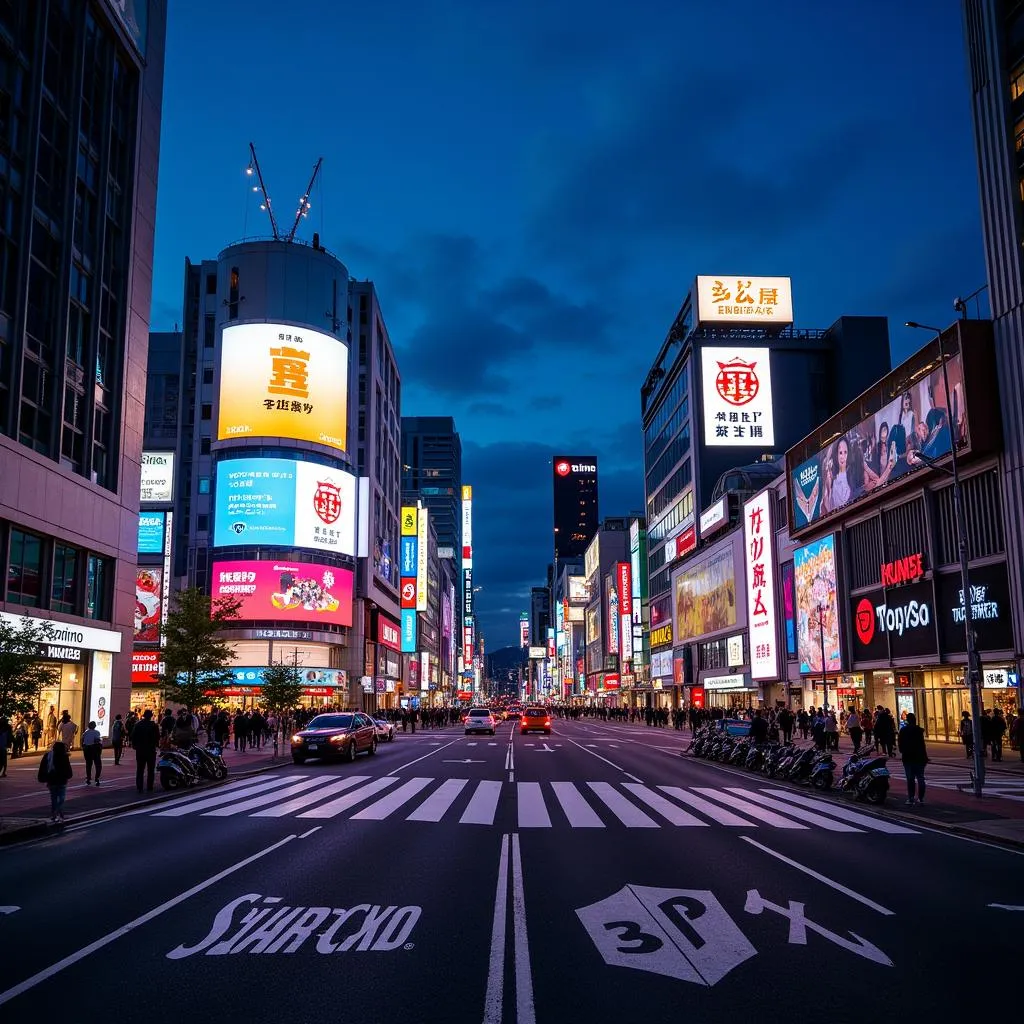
<box><xmin>924</xmin><ymin>766</ymin><xmax>1024</xmax><ymax>802</ymax></box>
<box><xmin>144</xmin><ymin>774</ymin><xmax>920</xmax><ymax>834</ymax></box>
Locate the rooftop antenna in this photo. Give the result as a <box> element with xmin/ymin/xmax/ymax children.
<box><xmin>286</xmin><ymin>157</ymin><xmax>323</xmax><ymax>243</ymax></box>
<box><xmin>248</xmin><ymin>142</ymin><xmax>280</xmax><ymax>241</ymax></box>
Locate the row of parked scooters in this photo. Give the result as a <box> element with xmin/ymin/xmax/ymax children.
<box><xmin>157</xmin><ymin>742</ymin><xmax>229</xmax><ymax>790</ymax></box>
<box><xmin>685</xmin><ymin>723</ymin><xmax>891</xmax><ymax>804</ymax></box>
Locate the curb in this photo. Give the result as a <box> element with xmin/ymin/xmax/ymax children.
<box><xmin>0</xmin><ymin>758</ymin><xmax>292</xmax><ymax>847</ymax></box>
<box><xmin>680</xmin><ymin>752</ymin><xmax>1024</xmax><ymax>853</ymax></box>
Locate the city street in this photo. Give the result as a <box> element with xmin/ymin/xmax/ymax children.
<box><xmin>1</xmin><ymin>719</ymin><xmax>1021</xmax><ymax>1023</ymax></box>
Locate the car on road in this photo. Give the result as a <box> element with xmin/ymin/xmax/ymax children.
<box><xmin>291</xmin><ymin>712</ymin><xmax>378</xmax><ymax>763</ymax></box>
<box><xmin>465</xmin><ymin>707</ymin><xmax>497</xmax><ymax>735</ymax></box>
<box><xmin>373</xmin><ymin>717</ymin><xmax>396</xmax><ymax>743</ymax></box>
<box><xmin>506</xmin><ymin>706</ymin><xmax>523</xmax><ymax>720</ymax></box>
<box><xmin>520</xmin><ymin>707</ymin><xmax>552</xmax><ymax>735</ymax></box>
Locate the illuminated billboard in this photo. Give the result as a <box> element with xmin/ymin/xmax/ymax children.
<box><xmin>213</xmin><ymin>457</ymin><xmax>356</xmax><ymax>555</ymax></box>
<box><xmin>134</xmin><ymin>568</ymin><xmax>163</xmax><ymax>643</ymax></box>
<box><xmin>673</xmin><ymin>547</ymin><xmax>737</xmax><ymax>641</ymax></box>
<box><xmin>700</xmin><ymin>346</ymin><xmax>775</xmax><ymax>447</ymax></box>
<box><xmin>141</xmin><ymin>451</ymin><xmax>174</xmax><ymax>503</ymax></box>
<box><xmin>216</xmin><ymin>322</ymin><xmax>348</xmax><ymax>451</ymax></box>
<box><xmin>211</xmin><ymin>559</ymin><xmax>354</xmax><ymax>627</ymax></box>
<box><xmin>695</xmin><ymin>276</ymin><xmax>793</xmax><ymax>328</ymax></box>
<box><xmin>743</xmin><ymin>489</ymin><xmax>778</xmax><ymax>681</ymax></box>
<box><xmin>138</xmin><ymin>512</ymin><xmax>166</xmax><ymax>555</ymax></box>
<box><xmin>793</xmin><ymin>535</ymin><xmax>841</xmax><ymax>674</ymax></box>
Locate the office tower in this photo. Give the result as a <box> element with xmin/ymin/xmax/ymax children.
<box><xmin>0</xmin><ymin>0</ymin><xmax>167</xmax><ymax>730</ymax></box>
<box><xmin>552</xmin><ymin>455</ymin><xmax>599</xmax><ymax>561</ymax></box>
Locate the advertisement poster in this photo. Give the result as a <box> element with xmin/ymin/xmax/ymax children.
<box><xmin>140</xmin><ymin>451</ymin><xmax>174</xmax><ymax>503</ymax></box>
<box><xmin>673</xmin><ymin>547</ymin><xmax>737</xmax><ymax>641</ymax></box>
<box><xmin>217</xmin><ymin>323</ymin><xmax>348</xmax><ymax>451</ymax></box>
<box><xmin>782</xmin><ymin>561</ymin><xmax>796</xmax><ymax>659</ymax></box>
<box><xmin>743</xmin><ymin>490</ymin><xmax>778</xmax><ymax>680</ymax></box>
<box><xmin>213</xmin><ymin>457</ymin><xmax>356</xmax><ymax>554</ymax></box>
<box><xmin>793</xmin><ymin>535</ymin><xmax>842</xmax><ymax>674</ymax></box>
<box><xmin>791</xmin><ymin>351</ymin><xmax>968</xmax><ymax>528</ymax></box>
<box><xmin>134</xmin><ymin>567</ymin><xmax>163</xmax><ymax>643</ymax></box>
<box><xmin>700</xmin><ymin>346</ymin><xmax>775</xmax><ymax>447</ymax></box>
<box><xmin>138</xmin><ymin>512</ymin><xmax>166</xmax><ymax>555</ymax></box>
<box><xmin>211</xmin><ymin>560</ymin><xmax>354</xmax><ymax>626</ymax></box>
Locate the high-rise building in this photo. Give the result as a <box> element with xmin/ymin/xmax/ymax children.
<box><xmin>640</xmin><ymin>277</ymin><xmax>891</xmax><ymax>707</ymax></box>
<box><xmin>552</xmin><ymin>455</ymin><xmax>599</xmax><ymax>561</ymax></box>
<box><xmin>0</xmin><ymin>1</ymin><xmax>166</xmax><ymax>731</ymax></box>
<box><xmin>962</xmin><ymin>0</ymin><xmax>1024</xmax><ymax>649</ymax></box>
<box><xmin>400</xmin><ymin>417</ymin><xmax>462</xmax><ymax>556</ymax></box>
<box><xmin>139</xmin><ymin>241</ymin><xmax>402</xmax><ymax>712</ymax></box>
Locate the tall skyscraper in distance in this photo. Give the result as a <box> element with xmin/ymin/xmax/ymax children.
<box><xmin>0</xmin><ymin>0</ymin><xmax>167</xmax><ymax>730</ymax></box>
<box><xmin>400</xmin><ymin>417</ymin><xmax>463</xmax><ymax>557</ymax></box>
<box><xmin>552</xmin><ymin>455</ymin><xmax>599</xmax><ymax>562</ymax></box>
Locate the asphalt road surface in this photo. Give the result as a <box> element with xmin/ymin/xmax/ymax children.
<box><xmin>1</xmin><ymin>718</ymin><xmax>1020</xmax><ymax>1023</ymax></box>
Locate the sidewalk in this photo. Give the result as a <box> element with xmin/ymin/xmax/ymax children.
<box><xmin>0</xmin><ymin>742</ymin><xmax>287</xmax><ymax>844</ymax></box>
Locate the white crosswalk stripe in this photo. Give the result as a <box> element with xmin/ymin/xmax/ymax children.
<box><xmin>137</xmin><ymin>774</ymin><xmax>921</xmax><ymax>833</ymax></box>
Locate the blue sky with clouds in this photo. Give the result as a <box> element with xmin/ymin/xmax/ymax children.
<box><xmin>152</xmin><ymin>0</ymin><xmax>986</xmax><ymax>648</ymax></box>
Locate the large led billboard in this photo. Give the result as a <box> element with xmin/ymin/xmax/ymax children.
<box><xmin>700</xmin><ymin>346</ymin><xmax>775</xmax><ymax>447</ymax></box>
<box><xmin>673</xmin><ymin>547</ymin><xmax>736</xmax><ymax>641</ymax></box>
<box><xmin>213</xmin><ymin>457</ymin><xmax>356</xmax><ymax>555</ymax></box>
<box><xmin>141</xmin><ymin>451</ymin><xmax>174</xmax><ymax>503</ymax></box>
<box><xmin>134</xmin><ymin>567</ymin><xmax>163</xmax><ymax>643</ymax></box>
<box><xmin>217</xmin><ymin>322</ymin><xmax>348</xmax><ymax>451</ymax></box>
<box><xmin>138</xmin><ymin>512</ymin><xmax>166</xmax><ymax>555</ymax></box>
<box><xmin>790</xmin><ymin>351</ymin><xmax>969</xmax><ymax>529</ymax></box>
<box><xmin>793</xmin><ymin>534</ymin><xmax>841</xmax><ymax>674</ymax></box>
<box><xmin>211</xmin><ymin>559</ymin><xmax>354</xmax><ymax>626</ymax></box>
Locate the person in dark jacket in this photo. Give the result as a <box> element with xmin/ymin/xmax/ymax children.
<box><xmin>111</xmin><ymin>714</ymin><xmax>125</xmax><ymax>765</ymax></box>
<box><xmin>38</xmin><ymin>741</ymin><xmax>73</xmax><ymax>821</ymax></box>
<box><xmin>132</xmin><ymin>709</ymin><xmax>161</xmax><ymax>793</ymax></box>
<box><xmin>749</xmin><ymin>710</ymin><xmax>768</xmax><ymax>744</ymax></box>
<box><xmin>897</xmin><ymin>712</ymin><xmax>928</xmax><ymax>806</ymax></box>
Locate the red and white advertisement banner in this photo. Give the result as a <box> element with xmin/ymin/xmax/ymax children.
<box><xmin>603</xmin><ymin>672</ymin><xmax>621</xmax><ymax>691</ymax></box>
<box><xmin>378</xmin><ymin>616</ymin><xmax>401</xmax><ymax>652</ymax></box>
<box><xmin>617</xmin><ymin>561</ymin><xmax>633</xmax><ymax>663</ymax></box>
<box><xmin>132</xmin><ymin>649</ymin><xmax>162</xmax><ymax>683</ymax></box>
<box><xmin>743</xmin><ymin>488</ymin><xmax>779</xmax><ymax>681</ymax></box>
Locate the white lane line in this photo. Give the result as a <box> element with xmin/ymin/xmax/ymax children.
<box><xmin>392</xmin><ymin>738</ymin><xmax>461</xmax><ymax>772</ymax></box>
<box><xmin>298</xmin><ymin>826</ymin><xmax>321</xmax><ymax>839</ymax></box>
<box><xmin>297</xmin><ymin>776</ymin><xmax>399</xmax><ymax>818</ymax></box>
<box><xmin>759</xmin><ymin>789</ymin><xmax>919</xmax><ymax>835</ymax></box>
<box><xmin>460</xmin><ymin>781</ymin><xmax>503</xmax><ymax>825</ymax></box>
<box><xmin>740</xmin><ymin>837</ymin><xmax>895</xmax><ymax>916</ymax></box>
<box><xmin>657</xmin><ymin>786</ymin><xmax>757</xmax><ymax>826</ymax></box>
<box><xmin>152</xmin><ymin>775</ymin><xmax>301</xmax><ymax>816</ymax></box>
<box><xmin>565</xmin><ymin>737</ymin><xmax>643</xmax><ymax>783</ymax></box>
<box><xmin>517</xmin><ymin>783</ymin><xmax>552</xmax><ymax>828</ymax></box>
<box><xmin>725</xmin><ymin>789</ymin><xmax>862</xmax><ymax>833</ymax></box>
<box><xmin>488</xmin><ymin>743</ymin><xmax>498</xmax><ymax>746</ymax></box>
<box><xmin>0</xmin><ymin>834</ymin><xmax>297</xmax><ymax>1006</ymax></box>
<box><xmin>406</xmin><ymin>778</ymin><xmax>468</xmax><ymax>822</ymax></box>
<box><xmin>252</xmin><ymin>776</ymin><xmax>371</xmax><ymax>817</ymax></box>
<box><xmin>550</xmin><ymin>782</ymin><xmax>605</xmax><ymax>828</ymax></box>
<box><xmin>587</xmin><ymin>782</ymin><xmax>659</xmax><ymax>828</ymax></box>
<box><xmin>202</xmin><ymin>776</ymin><xmax>330</xmax><ymax>816</ymax></box>
<box><xmin>351</xmin><ymin>777</ymin><xmax>434</xmax><ymax>820</ymax></box>
<box><xmin>692</xmin><ymin>788</ymin><xmax>809</xmax><ymax>829</ymax></box>
<box><xmin>622</xmin><ymin>784</ymin><xmax>708</xmax><ymax>827</ymax></box>
<box><xmin>482</xmin><ymin>835</ymin><xmax>510</xmax><ymax>1024</ymax></box>
<box><xmin>511</xmin><ymin>834</ymin><xmax>536</xmax><ymax>1024</ymax></box>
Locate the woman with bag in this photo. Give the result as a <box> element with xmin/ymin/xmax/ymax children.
<box><xmin>38</xmin><ymin>741</ymin><xmax>73</xmax><ymax>822</ymax></box>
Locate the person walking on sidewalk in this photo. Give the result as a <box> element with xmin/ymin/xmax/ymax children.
<box><xmin>132</xmin><ymin>709</ymin><xmax>160</xmax><ymax>793</ymax></box>
<box><xmin>0</xmin><ymin>717</ymin><xmax>10</xmax><ymax>778</ymax></box>
<box><xmin>37</xmin><ymin>741</ymin><xmax>73</xmax><ymax>822</ymax></box>
<box><xmin>58</xmin><ymin>711</ymin><xmax>78</xmax><ymax>751</ymax></box>
<box><xmin>847</xmin><ymin>707</ymin><xmax>864</xmax><ymax>754</ymax></box>
<box><xmin>897</xmin><ymin>712</ymin><xmax>928</xmax><ymax>806</ymax></box>
<box><xmin>81</xmin><ymin>721</ymin><xmax>103</xmax><ymax>785</ymax></box>
<box><xmin>990</xmin><ymin>708</ymin><xmax>1006</xmax><ymax>762</ymax></box>
<box><xmin>111</xmin><ymin>714</ymin><xmax>124</xmax><ymax>765</ymax></box>
<box><xmin>959</xmin><ymin>711</ymin><xmax>974</xmax><ymax>758</ymax></box>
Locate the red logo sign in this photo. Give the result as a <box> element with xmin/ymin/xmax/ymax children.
<box><xmin>676</xmin><ymin>526</ymin><xmax>696</xmax><ymax>559</ymax></box>
<box><xmin>690</xmin><ymin>686</ymin><xmax>705</xmax><ymax>709</ymax></box>
<box><xmin>855</xmin><ymin>597</ymin><xmax>875</xmax><ymax>646</ymax></box>
<box><xmin>401</xmin><ymin>581</ymin><xmax>417</xmax><ymax>608</ymax></box>
<box><xmin>313</xmin><ymin>479</ymin><xmax>342</xmax><ymax>525</ymax></box>
<box><xmin>378</xmin><ymin>618</ymin><xmax>400</xmax><ymax>651</ymax></box>
<box><xmin>555</xmin><ymin>461</ymin><xmax>571</xmax><ymax>477</ymax></box>
<box><xmin>715</xmin><ymin>357</ymin><xmax>760</xmax><ymax>406</ymax></box>
<box><xmin>604</xmin><ymin>673</ymin><xmax>620</xmax><ymax>690</ymax></box>
<box><xmin>880</xmin><ymin>552</ymin><xmax>924</xmax><ymax>588</ymax></box>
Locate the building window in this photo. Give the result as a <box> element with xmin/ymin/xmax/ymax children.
<box><xmin>202</xmin><ymin>367</ymin><xmax>213</xmax><ymax>384</ymax></box>
<box><xmin>198</xmin><ymin>477</ymin><xmax>210</xmax><ymax>494</ymax></box>
<box><xmin>7</xmin><ymin>528</ymin><xmax>44</xmax><ymax>606</ymax></box>
<box><xmin>197</xmin><ymin>514</ymin><xmax>209</xmax><ymax>533</ymax></box>
<box><xmin>201</xmin><ymin>403</ymin><xmax>211</xmax><ymax>420</ymax></box>
<box><xmin>85</xmin><ymin>554</ymin><xmax>111</xmax><ymax>620</ymax></box>
<box><xmin>51</xmin><ymin>543</ymin><xmax>80</xmax><ymax>614</ymax></box>
<box><xmin>200</xmin><ymin>437</ymin><xmax>210</xmax><ymax>455</ymax></box>
<box><xmin>206</xmin><ymin>274</ymin><xmax>216</xmax><ymax>294</ymax></box>
<box><xmin>203</xmin><ymin>314</ymin><xmax>215</xmax><ymax>349</ymax></box>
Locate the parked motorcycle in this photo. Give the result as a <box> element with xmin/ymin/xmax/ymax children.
<box><xmin>158</xmin><ymin>747</ymin><xmax>200</xmax><ymax>790</ymax></box>
<box><xmin>186</xmin><ymin>743</ymin><xmax>227</xmax><ymax>781</ymax></box>
<box><xmin>837</xmin><ymin>751</ymin><xmax>889</xmax><ymax>804</ymax></box>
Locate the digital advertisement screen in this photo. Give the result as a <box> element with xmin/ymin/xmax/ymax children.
<box><xmin>213</xmin><ymin>457</ymin><xmax>356</xmax><ymax>555</ymax></box>
<box><xmin>793</xmin><ymin>535</ymin><xmax>842</xmax><ymax>674</ymax></box>
<box><xmin>211</xmin><ymin>559</ymin><xmax>354</xmax><ymax>626</ymax></box>
<box><xmin>134</xmin><ymin>567</ymin><xmax>163</xmax><ymax>643</ymax></box>
<box><xmin>217</xmin><ymin>322</ymin><xmax>349</xmax><ymax>451</ymax></box>
<box><xmin>700</xmin><ymin>346</ymin><xmax>775</xmax><ymax>447</ymax></box>
<box><xmin>672</xmin><ymin>547</ymin><xmax>737</xmax><ymax>641</ymax></box>
<box><xmin>138</xmin><ymin>512</ymin><xmax>166</xmax><ymax>555</ymax></box>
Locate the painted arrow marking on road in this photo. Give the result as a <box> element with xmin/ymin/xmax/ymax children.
<box><xmin>536</xmin><ymin>743</ymin><xmax>557</xmax><ymax>752</ymax></box>
<box><xmin>0</xmin><ymin>907</ymin><xmax>20</xmax><ymax>915</ymax></box>
<box><xmin>988</xmin><ymin>903</ymin><xmax>1024</xmax><ymax>911</ymax></box>
<box><xmin>442</xmin><ymin>759</ymin><xmax>486</xmax><ymax>764</ymax></box>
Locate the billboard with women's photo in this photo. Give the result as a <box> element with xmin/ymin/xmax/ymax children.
<box><xmin>790</xmin><ymin>351</ymin><xmax>968</xmax><ymax>529</ymax></box>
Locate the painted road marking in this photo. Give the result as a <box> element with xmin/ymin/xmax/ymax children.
<box><xmin>518</xmin><ymin>782</ymin><xmax>552</xmax><ymax>828</ymax></box>
<box><xmin>760</xmin><ymin>789</ymin><xmax>919</xmax><ymax>834</ymax></box>
<box><xmin>658</xmin><ymin>787</ymin><xmax>758</xmax><ymax>826</ymax></box>
<box><xmin>692</xmin><ymin>789</ymin><xmax>809</xmax><ymax>829</ymax></box>
<box><xmin>622</xmin><ymin>784</ymin><xmax>708</xmax><ymax>827</ymax></box>
<box><xmin>297</xmin><ymin>776</ymin><xmax>400</xmax><ymax>818</ymax></box>
<box><xmin>152</xmin><ymin>775</ymin><xmax>303</xmax><ymax>816</ymax></box>
<box><xmin>202</xmin><ymin>776</ymin><xmax>330</xmax><ymax>817</ymax></box>
<box><xmin>406</xmin><ymin>778</ymin><xmax>469</xmax><ymax>822</ymax></box>
<box><xmin>551</xmin><ymin>782</ymin><xmax>605</xmax><ymax>828</ymax></box>
<box><xmin>251</xmin><ymin>776</ymin><xmax>371</xmax><ymax>817</ymax></box>
<box><xmin>588</xmin><ymin>782</ymin><xmax>659</xmax><ymax>828</ymax></box>
<box><xmin>460</xmin><ymin>780</ymin><xmax>503</xmax><ymax>825</ymax></box>
<box><xmin>724</xmin><ymin>789</ymin><xmax>861</xmax><ymax>833</ymax></box>
<box><xmin>351</xmin><ymin>777</ymin><xmax>434</xmax><ymax>820</ymax></box>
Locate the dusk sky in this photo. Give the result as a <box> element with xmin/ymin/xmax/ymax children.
<box><xmin>152</xmin><ymin>0</ymin><xmax>986</xmax><ymax>649</ymax></box>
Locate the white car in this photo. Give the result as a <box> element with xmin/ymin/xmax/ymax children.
<box><xmin>373</xmin><ymin>718</ymin><xmax>396</xmax><ymax>742</ymax></box>
<box><xmin>464</xmin><ymin>708</ymin><xmax>496</xmax><ymax>735</ymax></box>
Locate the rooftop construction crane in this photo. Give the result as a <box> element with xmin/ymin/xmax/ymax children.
<box><xmin>247</xmin><ymin>142</ymin><xmax>322</xmax><ymax>244</ymax></box>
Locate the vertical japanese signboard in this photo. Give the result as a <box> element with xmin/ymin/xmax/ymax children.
<box><xmin>743</xmin><ymin>489</ymin><xmax>778</xmax><ymax>680</ymax></box>
<box><xmin>400</xmin><ymin>505</ymin><xmax>418</xmax><ymax>653</ymax></box>
<box><xmin>416</xmin><ymin>507</ymin><xmax>429</xmax><ymax>612</ymax></box>
<box><xmin>617</xmin><ymin>562</ymin><xmax>633</xmax><ymax>663</ymax></box>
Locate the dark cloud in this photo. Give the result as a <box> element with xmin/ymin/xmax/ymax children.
<box><xmin>467</xmin><ymin>400</ymin><xmax>514</xmax><ymax>418</ymax></box>
<box><xmin>528</xmin><ymin>395</ymin><xmax>563</xmax><ymax>411</ymax></box>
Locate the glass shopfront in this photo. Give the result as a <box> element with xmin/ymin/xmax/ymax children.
<box><xmin>37</xmin><ymin>660</ymin><xmax>86</xmax><ymax>746</ymax></box>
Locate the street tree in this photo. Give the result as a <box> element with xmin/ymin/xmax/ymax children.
<box><xmin>0</xmin><ymin>615</ymin><xmax>59</xmax><ymax>720</ymax></box>
<box><xmin>259</xmin><ymin>659</ymin><xmax>305</xmax><ymax>754</ymax></box>
<box><xmin>158</xmin><ymin>588</ymin><xmax>241</xmax><ymax>712</ymax></box>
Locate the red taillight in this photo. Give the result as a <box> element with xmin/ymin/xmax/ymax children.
<box><xmin>544</xmin><ymin>719</ymin><xmax>551</xmax><ymax>725</ymax></box>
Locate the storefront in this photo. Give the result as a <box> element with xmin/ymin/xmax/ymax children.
<box><xmin>219</xmin><ymin>666</ymin><xmax>349</xmax><ymax>710</ymax></box>
<box><xmin>0</xmin><ymin>612</ymin><xmax>122</xmax><ymax>743</ymax></box>
<box><xmin>702</xmin><ymin>672</ymin><xmax>758</xmax><ymax>711</ymax></box>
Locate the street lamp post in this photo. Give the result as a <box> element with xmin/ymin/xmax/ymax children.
<box><xmin>818</xmin><ymin>604</ymin><xmax>828</xmax><ymax>712</ymax></box>
<box><xmin>906</xmin><ymin>322</ymin><xmax>985</xmax><ymax>796</ymax></box>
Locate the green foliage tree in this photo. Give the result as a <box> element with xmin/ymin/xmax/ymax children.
<box><xmin>259</xmin><ymin>659</ymin><xmax>305</xmax><ymax>754</ymax></box>
<box><xmin>0</xmin><ymin>615</ymin><xmax>59</xmax><ymax>720</ymax></box>
<box><xmin>157</xmin><ymin>588</ymin><xmax>241</xmax><ymax>712</ymax></box>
